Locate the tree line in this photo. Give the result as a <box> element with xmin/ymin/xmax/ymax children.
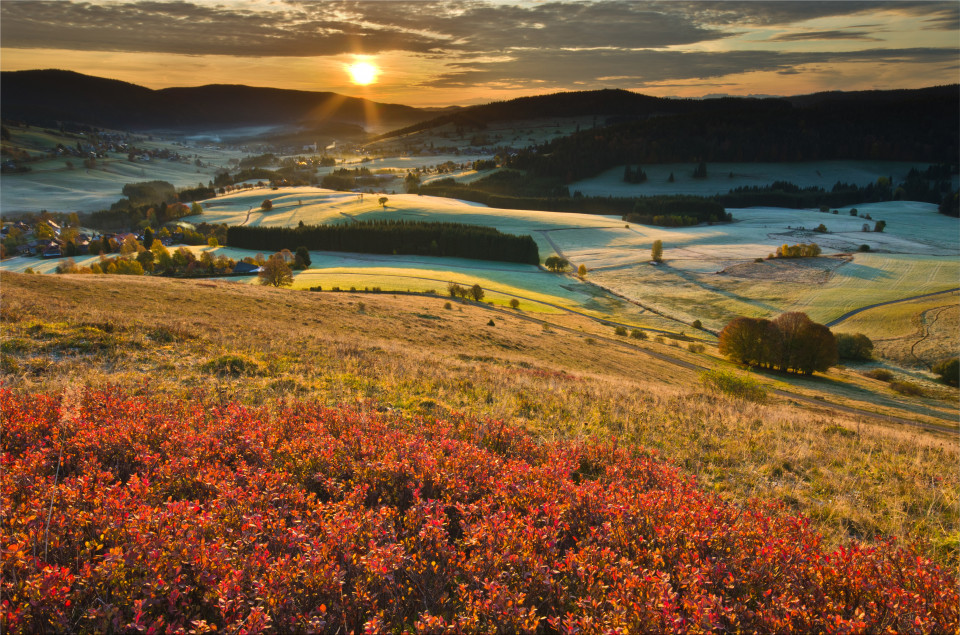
<box><xmin>717</xmin><ymin>169</ymin><xmax>953</xmax><ymax>209</ymax></box>
<box><xmin>507</xmin><ymin>90</ymin><xmax>958</xmax><ymax>182</ymax></box>
<box><xmin>418</xmin><ymin>181</ymin><xmax>733</xmax><ymax>227</ymax></box>
<box><xmin>226</xmin><ymin>220</ymin><xmax>540</xmax><ymax>265</ymax></box>
<box><xmin>625</xmin><ymin>197</ymin><xmax>730</xmax><ymax>227</ymax></box>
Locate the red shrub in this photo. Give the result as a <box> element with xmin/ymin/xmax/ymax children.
<box><xmin>1</xmin><ymin>388</ymin><xmax>957</xmax><ymax>633</ymax></box>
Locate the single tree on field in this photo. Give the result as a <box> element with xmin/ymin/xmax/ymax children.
<box><xmin>577</xmin><ymin>264</ymin><xmax>588</xmax><ymax>277</ymax></box>
<box><xmin>379</xmin><ymin>196</ymin><xmax>389</xmax><ymax>209</ymax></box>
<box><xmin>651</xmin><ymin>240</ymin><xmax>663</xmax><ymax>262</ymax></box>
<box><xmin>261</xmin><ymin>199</ymin><xmax>273</xmax><ymax>211</ymax></box>
<box><xmin>258</xmin><ymin>252</ymin><xmax>293</xmax><ymax>288</ymax></box>
<box><xmin>470</xmin><ymin>284</ymin><xmax>484</xmax><ymax>301</ymax></box>
<box><xmin>294</xmin><ymin>246</ymin><xmax>312</xmax><ymax>270</ymax></box>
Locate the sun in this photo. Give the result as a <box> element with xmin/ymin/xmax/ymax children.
<box><xmin>347</xmin><ymin>61</ymin><xmax>379</xmax><ymax>86</ymax></box>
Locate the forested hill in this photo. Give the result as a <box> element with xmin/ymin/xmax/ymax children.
<box><xmin>506</xmin><ymin>85</ymin><xmax>959</xmax><ymax>182</ymax></box>
<box><xmin>0</xmin><ymin>70</ymin><xmax>431</xmax><ymax>130</ymax></box>
<box><xmin>375</xmin><ymin>88</ymin><xmax>680</xmax><ymax>139</ymax></box>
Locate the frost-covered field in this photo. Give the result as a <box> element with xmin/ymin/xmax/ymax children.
<box><xmin>5</xmin><ymin>180</ymin><xmax>956</xmax><ymax>336</ymax></box>
<box><xmin>190</xmin><ymin>188</ymin><xmax>960</xmax><ymax>331</ymax></box>
<box><xmin>0</xmin><ymin>146</ymin><xmax>244</xmax><ymax>213</ymax></box>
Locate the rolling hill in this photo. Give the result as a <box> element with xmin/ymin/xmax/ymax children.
<box><xmin>0</xmin><ymin>69</ymin><xmax>434</xmax><ymax>131</ymax></box>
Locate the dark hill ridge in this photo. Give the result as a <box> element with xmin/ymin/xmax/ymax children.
<box><xmin>378</xmin><ymin>85</ymin><xmax>959</xmax><ymax>143</ymax></box>
<box><xmin>0</xmin><ymin>69</ymin><xmax>431</xmax><ymax>130</ymax></box>
<box><xmin>376</xmin><ymin>88</ymin><xmax>689</xmax><ymax>139</ymax></box>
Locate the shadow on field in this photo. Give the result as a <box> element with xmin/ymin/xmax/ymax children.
<box><xmin>752</xmin><ymin>367</ymin><xmax>957</xmax><ymax>424</ymax></box>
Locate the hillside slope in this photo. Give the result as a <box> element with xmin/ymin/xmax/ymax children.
<box><xmin>1</xmin><ymin>271</ymin><xmax>956</xmax><ymax>567</ymax></box>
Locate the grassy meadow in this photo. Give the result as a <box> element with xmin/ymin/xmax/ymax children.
<box><xmin>2</xmin><ymin>270</ymin><xmax>957</xmax><ymax>568</ymax></box>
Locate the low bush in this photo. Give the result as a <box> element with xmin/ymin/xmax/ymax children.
<box><xmin>932</xmin><ymin>358</ymin><xmax>959</xmax><ymax>387</ymax></box>
<box><xmin>614</xmin><ymin>326</ymin><xmax>628</xmax><ymax>336</ymax></box>
<box><xmin>863</xmin><ymin>368</ymin><xmax>894</xmax><ymax>382</ymax></box>
<box><xmin>836</xmin><ymin>333</ymin><xmax>874</xmax><ymax>361</ymax></box>
<box><xmin>2</xmin><ymin>387</ymin><xmax>956</xmax><ymax>633</ymax></box>
<box><xmin>700</xmin><ymin>369</ymin><xmax>767</xmax><ymax>403</ymax></box>
<box><xmin>890</xmin><ymin>380</ymin><xmax>925</xmax><ymax>397</ymax></box>
<box><xmin>200</xmin><ymin>354</ymin><xmax>261</xmax><ymax>376</ymax></box>
<box><xmin>688</xmin><ymin>343</ymin><xmax>705</xmax><ymax>353</ymax></box>
<box><xmin>630</xmin><ymin>329</ymin><xmax>647</xmax><ymax>340</ymax></box>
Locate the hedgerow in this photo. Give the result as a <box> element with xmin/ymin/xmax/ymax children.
<box><xmin>2</xmin><ymin>388</ymin><xmax>956</xmax><ymax>633</ymax></box>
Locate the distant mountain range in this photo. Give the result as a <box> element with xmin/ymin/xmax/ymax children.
<box><xmin>0</xmin><ymin>69</ymin><xmax>437</xmax><ymax>131</ymax></box>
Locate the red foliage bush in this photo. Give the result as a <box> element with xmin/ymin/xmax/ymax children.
<box><xmin>2</xmin><ymin>388</ymin><xmax>957</xmax><ymax>633</ymax></box>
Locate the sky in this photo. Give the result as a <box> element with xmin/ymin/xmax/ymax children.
<box><xmin>1</xmin><ymin>1</ymin><xmax>958</xmax><ymax>107</ymax></box>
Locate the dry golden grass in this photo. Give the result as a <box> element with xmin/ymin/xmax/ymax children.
<box><xmin>833</xmin><ymin>292</ymin><xmax>959</xmax><ymax>368</ymax></box>
<box><xmin>2</xmin><ymin>271</ymin><xmax>957</xmax><ymax>565</ymax></box>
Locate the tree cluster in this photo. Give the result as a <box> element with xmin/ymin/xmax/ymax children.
<box><xmin>544</xmin><ymin>256</ymin><xmax>569</xmax><ymax>272</ymax></box>
<box><xmin>226</xmin><ymin>220</ymin><xmax>540</xmax><ymax>265</ymax></box>
<box><xmin>623</xmin><ymin>165</ymin><xmax>647</xmax><ymax>184</ymax></box>
<box><xmin>719</xmin><ymin>312</ymin><xmax>838</xmax><ymax>375</ymax></box>
<box><xmin>447</xmin><ymin>282</ymin><xmax>484</xmax><ymax>301</ymax></box>
<box><xmin>775</xmin><ymin>243</ymin><xmax>821</xmax><ymax>258</ymax></box>
<box><xmin>625</xmin><ymin>196</ymin><xmax>730</xmax><ymax>227</ymax></box>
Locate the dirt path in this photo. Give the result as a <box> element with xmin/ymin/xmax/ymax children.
<box><xmin>825</xmin><ymin>288</ymin><xmax>960</xmax><ymax>327</ymax></box>
<box><xmin>535</xmin><ymin>229</ymin><xmax>568</xmax><ymax>261</ymax></box>
<box><xmin>239</xmin><ymin>207</ymin><xmax>253</xmax><ymax>226</ymax></box>
<box><xmin>910</xmin><ymin>305</ymin><xmax>951</xmax><ymax>369</ymax></box>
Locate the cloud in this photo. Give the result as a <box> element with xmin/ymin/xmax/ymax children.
<box><xmin>769</xmin><ymin>30</ymin><xmax>880</xmax><ymax>42</ymax></box>
<box><xmin>683</xmin><ymin>1</ymin><xmax>958</xmax><ymax>28</ymax></box>
<box><xmin>418</xmin><ymin>46</ymin><xmax>960</xmax><ymax>89</ymax></box>
<box><xmin>0</xmin><ymin>1</ymin><xmax>726</xmax><ymax>57</ymax></box>
<box><xmin>1</xmin><ymin>1</ymin><xmax>956</xmax><ymax>97</ymax></box>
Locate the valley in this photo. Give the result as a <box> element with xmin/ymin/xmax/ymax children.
<box><xmin>1</xmin><ymin>68</ymin><xmax>958</xmax><ymax>632</ymax></box>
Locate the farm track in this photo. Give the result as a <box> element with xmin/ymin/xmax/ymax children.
<box><xmin>300</xmin><ymin>271</ymin><xmax>696</xmax><ymax>338</ymax></box>
<box><xmin>825</xmin><ymin>288</ymin><xmax>960</xmax><ymax>327</ymax></box>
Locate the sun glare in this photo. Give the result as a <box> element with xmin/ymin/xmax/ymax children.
<box><xmin>347</xmin><ymin>61</ymin><xmax>379</xmax><ymax>86</ymax></box>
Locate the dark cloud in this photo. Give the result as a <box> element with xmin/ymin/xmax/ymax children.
<box><xmin>418</xmin><ymin>47</ymin><xmax>960</xmax><ymax>89</ymax></box>
<box><xmin>770</xmin><ymin>30</ymin><xmax>880</xmax><ymax>42</ymax></box>
<box><xmin>680</xmin><ymin>1</ymin><xmax>958</xmax><ymax>28</ymax></box>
